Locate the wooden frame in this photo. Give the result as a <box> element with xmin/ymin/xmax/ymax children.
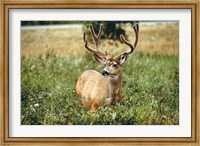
<box><xmin>0</xmin><ymin>0</ymin><xmax>199</xmax><ymax>145</ymax></box>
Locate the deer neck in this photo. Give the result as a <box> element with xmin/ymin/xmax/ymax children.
<box><xmin>106</xmin><ymin>71</ymin><xmax>122</xmax><ymax>98</ymax></box>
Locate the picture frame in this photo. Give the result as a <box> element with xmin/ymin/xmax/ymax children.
<box><xmin>0</xmin><ymin>0</ymin><xmax>199</xmax><ymax>145</ymax></box>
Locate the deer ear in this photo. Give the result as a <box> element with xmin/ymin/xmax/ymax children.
<box><xmin>93</xmin><ymin>54</ymin><xmax>106</xmax><ymax>64</ymax></box>
<box><xmin>118</xmin><ymin>53</ymin><xmax>127</xmax><ymax>65</ymax></box>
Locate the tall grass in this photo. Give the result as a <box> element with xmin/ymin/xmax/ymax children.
<box><xmin>21</xmin><ymin>50</ymin><xmax>179</xmax><ymax>125</ymax></box>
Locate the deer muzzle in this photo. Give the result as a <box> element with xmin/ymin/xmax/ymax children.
<box><xmin>102</xmin><ymin>70</ymin><xmax>109</xmax><ymax>76</ymax></box>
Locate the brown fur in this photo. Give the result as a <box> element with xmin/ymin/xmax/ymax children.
<box><xmin>76</xmin><ymin>68</ymin><xmax>123</xmax><ymax>110</ymax></box>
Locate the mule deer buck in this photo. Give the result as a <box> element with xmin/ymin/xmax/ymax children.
<box><xmin>76</xmin><ymin>23</ymin><xmax>139</xmax><ymax>110</ymax></box>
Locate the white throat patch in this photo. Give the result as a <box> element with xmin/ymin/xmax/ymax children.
<box><xmin>108</xmin><ymin>75</ymin><xmax>118</xmax><ymax>80</ymax></box>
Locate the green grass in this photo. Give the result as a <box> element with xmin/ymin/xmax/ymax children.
<box><xmin>21</xmin><ymin>50</ymin><xmax>179</xmax><ymax>125</ymax></box>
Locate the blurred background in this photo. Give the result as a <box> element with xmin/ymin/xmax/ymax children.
<box><xmin>21</xmin><ymin>21</ymin><xmax>178</xmax><ymax>57</ymax></box>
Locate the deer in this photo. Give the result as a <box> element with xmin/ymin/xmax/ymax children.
<box><xmin>75</xmin><ymin>23</ymin><xmax>139</xmax><ymax>110</ymax></box>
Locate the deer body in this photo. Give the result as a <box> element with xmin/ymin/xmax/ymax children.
<box><xmin>76</xmin><ymin>23</ymin><xmax>139</xmax><ymax>110</ymax></box>
<box><xmin>76</xmin><ymin>69</ymin><xmax>122</xmax><ymax>109</ymax></box>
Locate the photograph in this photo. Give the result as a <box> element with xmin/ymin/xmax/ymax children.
<box><xmin>1</xmin><ymin>0</ymin><xmax>199</xmax><ymax>144</ymax></box>
<box><xmin>21</xmin><ymin>21</ymin><xmax>179</xmax><ymax>125</ymax></box>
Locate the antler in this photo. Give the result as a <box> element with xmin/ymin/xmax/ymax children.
<box><xmin>120</xmin><ymin>23</ymin><xmax>139</xmax><ymax>55</ymax></box>
<box><xmin>89</xmin><ymin>24</ymin><xmax>103</xmax><ymax>51</ymax></box>
<box><xmin>83</xmin><ymin>24</ymin><xmax>106</xmax><ymax>56</ymax></box>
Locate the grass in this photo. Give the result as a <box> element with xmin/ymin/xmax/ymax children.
<box><xmin>21</xmin><ymin>23</ymin><xmax>179</xmax><ymax>57</ymax></box>
<box><xmin>21</xmin><ymin>50</ymin><xmax>178</xmax><ymax>125</ymax></box>
<box><xmin>21</xmin><ymin>22</ymin><xmax>179</xmax><ymax>125</ymax></box>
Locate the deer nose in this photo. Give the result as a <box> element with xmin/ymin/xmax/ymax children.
<box><xmin>102</xmin><ymin>70</ymin><xmax>109</xmax><ymax>76</ymax></box>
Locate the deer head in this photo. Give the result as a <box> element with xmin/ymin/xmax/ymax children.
<box><xmin>83</xmin><ymin>23</ymin><xmax>139</xmax><ymax>78</ymax></box>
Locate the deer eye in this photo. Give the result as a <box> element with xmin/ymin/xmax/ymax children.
<box><xmin>113</xmin><ymin>64</ymin><xmax>119</xmax><ymax>68</ymax></box>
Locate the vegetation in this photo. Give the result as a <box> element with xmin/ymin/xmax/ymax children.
<box><xmin>83</xmin><ymin>21</ymin><xmax>139</xmax><ymax>40</ymax></box>
<box><xmin>21</xmin><ymin>22</ymin><xmax>179</xmax><ymax>125</ymax></box>
<box><xmin>21</xmin><ymin>21</ymin><xmax>81</xmax><ymax>26</ymax></box>
<box><xmin>21</xmin><ymin>22</ymin><xmax>179</xmax><ymax>57</ymax></box>
<box><xmin>22</xmin><ymin>21</ymin><xmax>137</xmax><ymax>40</ymax></box>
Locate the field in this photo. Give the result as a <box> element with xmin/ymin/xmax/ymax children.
<box><xmin>21</xmin><ymin>22</ymin><xmax>179</xmax><ymax>125</ymax></box>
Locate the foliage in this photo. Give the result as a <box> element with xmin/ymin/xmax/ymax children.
<box><xmin>21</xmin><ymin>50</ymin><xmax>179</xmax><ymax>125</ymax></box>
<box><xmin>83</xmin><ymin>21</ymin><xmax>138</xmax><ymax>40</ymax></box>
<box><xmin>21</xmin><ymin>21</ymin><xmax>81</xmax><ymax>26</ymax></box>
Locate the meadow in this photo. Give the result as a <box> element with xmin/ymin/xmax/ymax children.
<box><xmin>21</xmin><ymin>22</ymin><xmax>179</xmax><ymax>125</ymax></box>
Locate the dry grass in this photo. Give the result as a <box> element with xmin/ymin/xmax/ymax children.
<box><xmin>136</xmin><ymin>23</ymin><xmax>179</xmax><ymax>55</ymax></box>
<box><xmin>21</xmin><ymin>28</ymin><xmax>84</xmax><ymax>57</ymax></box>
<box><xmin>21</xmin><ymin>23</ymin><xmax>179</xmax><ymax>57</ymax></box>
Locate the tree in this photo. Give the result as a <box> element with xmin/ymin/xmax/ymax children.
<box><xmin>83</xmin><ymin>21</ymin><xmax>138</xmax><ymax>41</ymax></box>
